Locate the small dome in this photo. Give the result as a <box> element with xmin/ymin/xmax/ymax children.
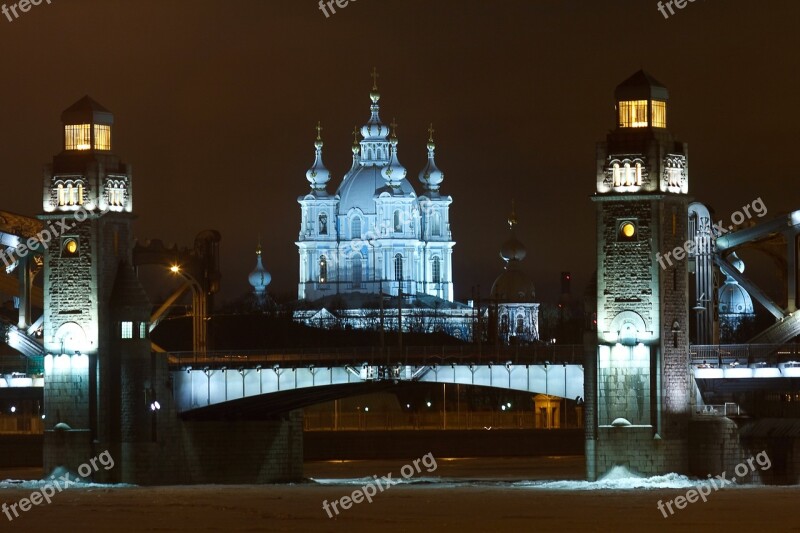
<box><xmin>419</xmin><ymin>125</ymin><xmax>444</xmax><ymax>192</ymax></box>
<box><xmin>381</xmin><ymin>135</ymin><xmax>407</xmax><ymax>188</ymax></box>
<box><xmin>719</xmin><ymin>283</ymin><xmax>754</xmax><ymax>315</ymax></box>
<box><xmin>500</xmin><ymin>236</ymin><xmax>527</xmax><ymax>262</ymax></box>
<box><xmin>719</xmin><ymin>252</ymin><xmax>753</xmax><ymax>316</ymax></box>
<box><xmin>491</xmin><ymin>267</ymin><xmax>536</xmax><ymax>303</ymax></box>
<box><xmin>248</xmin><ymin>245</ymin><xmax>271</xmax><ymax>295</ymax></box>
<box><xmin>306</xmin><ymin>123</ymin><xmax>330</xmax><ymax>191</ymax></box>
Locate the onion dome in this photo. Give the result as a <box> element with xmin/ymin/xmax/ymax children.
<box><xmin>381</xmin><ymin>120</ymin><xmax>407</xmax><ymax>189</ymax></box>
<box><xmin>499</xmin><ymin>203</ymin><xmax>527</xmax><ymax>263</ymax></box>
<box><xmin>419</xmin><ymin>123</ymin><xmax>444</xmax><ymax>192</ymax></box>
<box><xmin>248</xmin><ymin>242</ymin><xmax>271</xmax><ymax>296</ymax></box>
<box><xmin>306</xmin><ymin>122</ymin><xmax>331</xmax><ymax>191</ymax></box>
<box><xmin>718</xmin><ymin>252</ymin><xmax>754</xmax><ymax>316</ymax></box>
<box><xmin>492</xmin><ymin>203</ymin><xmax>536</xmax><ymax>302</ymax></box>
<box><xmin>361</xmin><ymin>68</ymin><xmax>390</xmax><ymax>141</ymax></box>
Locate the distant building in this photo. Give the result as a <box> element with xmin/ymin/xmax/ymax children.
<box><xmin>718</xmin><ymin>252</ymin><xmax>755</xmax><ymax>331</ymax></box>
<box><xmin>490</xmin><ymin>205</ymin><xmax>539</xmax><ymax>344</ymax></box>
<box><xmin>293</xmin><ymin>72</ymin><xmax>471</xmax><ymax>338</ymax></box>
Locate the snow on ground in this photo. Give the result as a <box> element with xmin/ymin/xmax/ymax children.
<box><xmin>0</xmin><ymin>458</ymin><xmax>798</xmax><ymax>532</ymax></box>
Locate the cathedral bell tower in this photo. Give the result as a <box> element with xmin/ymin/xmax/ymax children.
<box><xmin>40</xmin><ymin>96</ymin><xmax>144</xmax><ymax>479</ymax></box>
<box><xmin>587</xmin><ymin>71</ymin><xmax>691</xmax><ymax>479</ymax></box>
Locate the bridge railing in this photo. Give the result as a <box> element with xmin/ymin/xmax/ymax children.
<box><xmin>690</xmin><ymin>344</ymin><xmax>800</xmax><ymax>366</ymax></box>
<box><xmin>166</xmin><ymin>344</ymin><xmax>588</xmax><ymax>369</ymax></box>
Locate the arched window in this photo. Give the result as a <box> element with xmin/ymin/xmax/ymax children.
<box><xmin>352</xmin><ymin>257</ymin><xmax>362</xmax><ymax>289</ymax></box>
<box><xmin>500</xmin><ymin>314</ymin><xmax>509</xmax><ymax>335</ymax></box>
<box><xmin>319</xmin><ymin>255</ymin><xmax>327</xmax><ymax>283</ymax></box>
<box><xmin>635</xmin><ymin>162</ymin><xmax>642</xmax><ymax>186</ymax></box>
<box><xmin>393</xmin><ymin>210</ymin><xmax>402</xmax><ymax>233</ymax></box>
<box><xmin>351</xmin><ymin>217</ymin><xmax>361</xmax><ymax>240</ymax></box>
<box><xmin>432</xmin><ymin>257</ymin><xmax>441</xmax><ymax>283</ymax></box>
<box><xmin>319</xmin><ymin>213</ymin><xmax>328</xmax><ymax>235</ymax></box>
<box><xmin>516</xmin><ymin>314</ymin><xmax>525</xmax><ymax>334</ymax></box>
<box><xmin>394</xmin><ymin>253</ymin><xmax>403</xmax><ymax>281</ymax></box>
<box><xmin>612</xmin><ymin>163</ymin><xmax>621</xmax><ymax>187</ymax></box>
<box><xmin>624</xmin><ymin>162</ymin><xmax>632</xmax><ymax>186</ymax></box>
<box><xmin>57</xmin><ymin>184</ymin><xmax>65</xmax><ymax>206</ymax></box>
<box><xmin>431</xmin><ymin>213</ymin><xmax>441</xmax><ymax>237</ymax></box>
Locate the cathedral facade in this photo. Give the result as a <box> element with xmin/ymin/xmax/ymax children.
<box><xmin>293</xmin><ymin>75</ymin><xmax>472</xmax><ymax>338</ymax></box>
<box><xmin>296</xmin><ymin>76</ymin><xmax>454</xmax><ymax>303</ymax></box>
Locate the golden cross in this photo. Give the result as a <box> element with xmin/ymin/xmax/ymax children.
<box><xmin>315</xmin><ymin>121</ymin><xmax>323</xmax><ymax>141</ymax></box>
<box><xmin>352</xmin><ymin>126</ymin><xmax>359</xmax><ymax>144</ymax></box>
<box><xmin>390</xmin><ymin>118</ymin><xmax>398</xmax><ymax>137</ymax></box>
<box><xmin>371</xmin><ymin>67</ymin><xmax>379</xmax><ymax>90</ymax></box>
<box><xmin>428</xmin><ymin>123</ymin><xmax>435</xmax><ymax>142</ymax></box>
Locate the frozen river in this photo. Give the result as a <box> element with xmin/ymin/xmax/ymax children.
<box><xmin>1</xmin><ymin>457</ymin><xmax>798</xmax><ymax>532</ymax></box>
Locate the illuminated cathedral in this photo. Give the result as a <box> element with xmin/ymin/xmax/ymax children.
<box><xmin>292</xmin><ymin>72</ymin><xmax>472</xmax><ymax>338</ymax></box>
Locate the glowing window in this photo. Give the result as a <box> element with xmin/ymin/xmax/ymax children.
<box><xmin>619</xmin><ymin>100</ymin><xmax>649</xmax><ymax>128</ymax></box>
<box><xmin>93</xmin><ymin>125</ymin><xmax>111</xmax><ymax>150</ymax></box>
<box><xmin>57</xmin><ymin>184</ymin><xmax>65</xmax><ymax>206</ymax></box>
<box><xmin>121</xmin><ymin>321</ymin><xmax>133</xmax><ymax>339</ymax></box>
<box><xmin>612</xmin><ymin>163</ymin><xmax>621</xmax><ymax>187</ymax></box>
<box><xmin>619</xmin><ymin>221</ymin><xmax>637</xmax><ymax>241</ymax></box>
<box><xmin>319</xmin><ymin>256</ymin><xmax>327</xmax><ymax>283</ymax></box>
<box><xmin>652</xmin><ymin>100</ymin><xmax>667</xmax><ymax>128</ymax></box>
<box><xmin>62</xmin><ymin>238</ymin><xmax>79</xmax><ymax>257</ymax></box>
<box><xmin>139</xmin><ymin>322</ymin><xmax>147</xmax><ymax>338</ymax></box>
<box><xmin>77</xmin><ymin>183</ymin><xmax>84</xmax><ymax>205</ymax></box>
<box><xmin>635</xmin><ymin>163</ymin><xmax>642</xmax><ymax>186</ymax></box>
<box><xmin>65</xmin><ymin>124</ymin><xmax>91</xmax><ymax>150</ymax></box>
<box><xmin>624</xmin><ymin>163</ymin><xmax>632</xmax><ymax>186</ymax></box>
<box><xmin>432</xmin><ymin>257</ymin><xmax>441</xmax><ymax>283</ymax></box>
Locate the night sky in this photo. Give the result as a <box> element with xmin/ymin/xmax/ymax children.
<box><xmin>0</xmin><ymin>0</ymin><xmax>797</xmax><ymax>306</ymax></box>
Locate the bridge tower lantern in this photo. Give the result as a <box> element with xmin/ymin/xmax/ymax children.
<box><xmin>40</xmin><ymin>96</ymin><xmax>147</xmax><ymax>480</ymax></box>
<box><xmin>588</xmin><ymin>71</ymin><xmax>692</xmax><ymax>479</ymax></box>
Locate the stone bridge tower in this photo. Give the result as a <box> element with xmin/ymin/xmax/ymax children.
<box><xmin>587</xmin><ymin>71</ymin><xmax>692</xmax><ymax>479</ymax></box>
<box><xmin>40</xmin><ymin>96</ymin><xmax>146</xmax><ymax>479</ymax></box>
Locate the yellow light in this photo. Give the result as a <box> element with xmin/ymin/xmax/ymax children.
<box><xmin>621</xmin><ymin>222</ymin><xmax>636</xmax><ymax>238</ymax></box>
<box><xmin>65</xmin><ymin>239</ymin><xmax>78</xmax><ymax>254</ymax></box>
<box><xmin>619</xmin><ymin>100</ymin><xmax>649</xmax><ymax>128</ymax></box>
<box><xmin>170</xmin><ymin>265</ymin><xmax>181</xmax><ymax>274</ymax></box>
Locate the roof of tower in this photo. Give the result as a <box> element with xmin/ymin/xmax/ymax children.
<box><xmin>248</xmin><ymin>242</ymin><xmax>272</xmax><ymax>293</ymax></box>
<box><xmin>61</xmin><ymin>95</ymin><xmax>114</xmax><ymax>125</ymax></box>
<box><xmin>419</xmin><ymin>123</ymin><xmax>444</xmax><ymax>193</ymax></box>
<box><xmin>499</xmin><ymin>202</ymin><xmax>527</xmax><ymax>263</ymax></box>
<box><xmin>337</xmin><ymin>82</ymin><xmax>416</xmax><ymax>214</ymax></box>
<box><xmin>306</xmin><ymin>122</ymin><xmax>331</xmax><ymax>193</ymax></box>
<box><xmin>614</xmin><ymin>70</ymin><xmax>669</xmax><ymax>102</ymax></box>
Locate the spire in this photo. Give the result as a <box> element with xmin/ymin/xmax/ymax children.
<box><xmin>306</xmin><ymin>121</ymin><xmax>331</xmax><ymax>191</ymax></box>
<box><xmin>360</xmin><ymin>67</ymin><xmax>390</xmax><ymax>166</ymax></box>
<box><xmin>249</xmin><ymin>239</ymin><xmax>271</xmax><ymax>296</ymax></box>
<box><xmin>508</xmin><ymin>199</ymin><xmax>518</xmax><ymax>229</ymax></box>
<box><xmin>419</xmin><ymin>122</ymin><xmax>444</xmax><ymax>192</ymax></box>
<box><xmin>381</xmin><ymin>118</ymin><xmax>406</xmax><ymax>189</ymax></box>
